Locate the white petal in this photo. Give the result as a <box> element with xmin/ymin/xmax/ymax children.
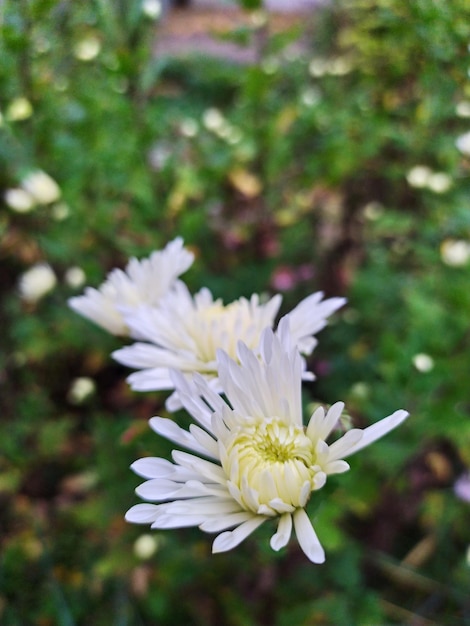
<box><xmin>293</xmin><ymin>508</ymin><xmax>325</xmax><ymax>564</ymax></box>
<box><xmin>326</xmin><ymin>429</ymin><xmax>364</xmax><ymax>462</ymax></box>
<box><xmin>125</xmin><ymin>503</ymin><xmax>160</xmax><ymax>524</ymax></box>
<box><xmin>127</xmin><ymin>368</ymin><xmax>173</xmax><ymax>392</ymax></box>
<box><xmin>149</xmin><ymin>416</ymin><xmax>213</xmax><ymax>458</ymax></box>
<box><xmin>166</xmin><ymin>497</ymin><xmax>241</xmax><ymax>516</ymax></box>
<box><xmin>199</xmin><ymin>511</ymin><xmax>254</xmax><ymax>533</ymax></box>
<box><xmin>189</xmin><ymin>424</ymin><xmax>219</xmax><ymax>459</ymax></box>
<box><xmin>131</xmin><ymin>457</ymin><xmax>175</xmax><ymax>479</ymax></box>
<box><xmin>306</xmin><ymin>406</ymin><xmax>325</xmax><ymax>441</ymax></box>
<box><xmin>301</xmin><ymin>478</ymin><xmax>316</xmax><ymax>503</ymax></box>
<box><xmin>270</xmin><ymin>513</ymin><xmax>293</xmax><ymax>551</ymax></box>
<box><xmin>171</xmin><ymin>450</ymin><xmax>226</xmax><ymax>484</ymax></box>
<box><xmin>341</xmin><ymin>410</ymin><xmax>409</xmax><ymax>458</ymax></box>
<box><xmin>325</xmin><ymin>460</ymin><xmax>350</xmax><ymax>475</ymax></box>
<box><xmin>136</xmin><ymin>478</ymin><xmax>185</xmax><ymax>501</ymax></box>
<box><xmin>112</xmin><ymin>343</ymin><xmax>175</xmax><ymax>368</ymax></box>
<box><xmin>267</xmin><ymin>498</ymin><xmax>295</xmax><ymax>514</ymax></box>
<box><xmin>212</xmin><ymin>516</ymin><xmax>266</xmax><ymax>553</ymax></box>
<box><xmin>319</xmin><ymin>402</ymin><xmax>345</xmax><ymax>440</ymax></box>
<box><xmin>284</xmin><ymin>292</ymin><xmax>346</xmax><ymax>355</ymax></box>
<box><xmin>151</xmin><ymin>514</ymin><xmax>206</xmax><ymax>529</ymax></box>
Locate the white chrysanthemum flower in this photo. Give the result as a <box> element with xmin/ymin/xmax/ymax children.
<box><xmin>112</xmin><ymin>285</ymin><xmax>345</xmax><ymax>408</ymax></box>
<box><xmin>126</xmin><ymin>321</ymin><xmax>408</xmax><ymax>563</ymax></box>
<box><xmin>68</xmin><ymin>238</ymin><xmax>194</xmax><ymax>336</ymax></box>
<box><xmin>18</xmin><ymin>263</ymin><xmax>57</xmax><ymax>302</ymax></box>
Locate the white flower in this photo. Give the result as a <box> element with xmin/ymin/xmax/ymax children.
<box><xmin>67</xmin><ymin>376</ymin><xmax>96</xmax><ymax>404</ymax></box>
<box><xmin>64</xmin><ymin>266</ymin><xmax>86</xmax><ymax>289</ymax></box>
<box><xmin>4</xmin><ymin>188</ymin><xmax>36</xmax><ymax>213</ymax></box>
<box><xmin>133</xmin><ymin>534</ymin><xmax>160</xmax><ymax>559</ymax></box>
<box><xmin>202</xmin><ymin>108</ymin><xmax>225</xmax><ymax>133</ymax></box>
<box><xmin>112</xmin><ymin>286</ymin><xmax>345</xmax><ymax>409</ymax></box>
<box><xmin>6</xmin><ymin>97</ymin><xmax>33</xmax><ymax>121</ymax></box>
<box><xmin>21</xmin><ymin>170</ymin><xmax>61</xmax><ymax>204</ymax></box>
<box><xmin>406</xmin><ymin>165</ymin><xmax>432</xmax><ymax>188</ymax></box>
<box><xmin>300</xmin><ymin>87</ymin><xmax>321</xmax><ymax>108</ymax></box>
<box><xmin>126</xmin><ymin>322</ymin><xmax>408</xmax><ymax>563</ymax></box>
<box><xmin>440</xmin><ymin>239</ymin><xmax>470</xmax><ymax>267</ymax></box>
<box><xmin>179</xmin><ymin>118</ymin><xmax>199</xmax><ymax>138</ymax></box>
<box><xmin>18</xmin><ymin>263</ymin><xmax>57</xmax><ymax>302</ymax></box>
<box><xmin>68</xmin><ymin>238</ymin><xmax>194</xmax><ymax>336</ymax></box>
<box><xmin>456</xmin><ymin>131</ymin><xmax>470</xmax><ymax>156</ymax></box>
<box><xmin>73</xmin><ymin>35</ymin><xmax>101</xmax><ymax>61</ymax></box>
<box><xmin>456</xmin><ymin>101</ymin><xmax>470</xmax><ymax>118</ymax></box>
<box><xmin>412</xmin><ymin>353</ymin><xmax>434</xmax><ymax>373</ymax></box>
<box><xmin>427</xmin><ymin>172</ymin><xmax>452</xmax><ymax>194</ymax></box>
<box><xmin>141</xmin><ymin>0</ymin><xmax>162</xmax><ymax>20</ymax></box>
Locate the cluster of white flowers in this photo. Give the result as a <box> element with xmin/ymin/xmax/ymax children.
<box><xmin>406</xmin><ymin>165</ymin><xmax>452</xmax><ymax>194</ymax></box>
<box><xmin>69</xmin><ymin>237</ymin><xmax>408</xmax><ymax>563</ymax></box>
<box><xmin>4</xmin><ymin>169</ymin><xmax>61</xmax><ymax>213</ymax></box>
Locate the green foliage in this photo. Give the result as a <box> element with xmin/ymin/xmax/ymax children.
<box><xmin>2</xmin><ymin>0</ymin><xmax>470</xmax><ymax>624</ymax></box>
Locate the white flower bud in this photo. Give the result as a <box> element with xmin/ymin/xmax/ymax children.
<box><xmin>18</xmin><ymin>263</ymin><xmax>57</xmax><ymax>302</ymax></box>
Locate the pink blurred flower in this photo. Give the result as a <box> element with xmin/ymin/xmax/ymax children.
<box><xmin>454</xmin><ymin>472</ymin><xmax>470</xmax><ymax>503</ymax></box>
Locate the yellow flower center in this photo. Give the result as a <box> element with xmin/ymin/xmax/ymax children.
<box><xmin>222</xmin><ymin>417</ymin><xmax>319</xmax><ymax>516</ymax></box>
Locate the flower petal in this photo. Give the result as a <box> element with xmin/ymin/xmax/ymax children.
<box><xmin>125</xmin><ymin>503</ymin><xmax>160</xmax><ymax>524</ymax></box>
<box><xmin>293</xmin><ymin>508</ymin><xmax>325</xmax><ymax>564</ymax></box>
<box><xmin>270</xmin><ymin>513</ymin><xmax>293</xmax><ymax>551</ymax></box>
<box><xmin>212</xmin><ymin>516</ymin><xmax>266</xmax><ymax>553</ymax></box>
<box><xmin>341</xmin><ymin>410</ymin><xmax>409</xmax><ymax>458</ymax></box>
<box><xmin>199</xmin><ymin>511</ymin><xmax>255</xmax><ymax>533</ymax></box>
<box><xmin>326</xmin><ymin>429</ymin><xmax>364</xmax><ymax>462</ymax></box>
<box><xmin>150</xmin><ymin>416</ymin><xmax>216</xmax><ymax>458</ymax></box>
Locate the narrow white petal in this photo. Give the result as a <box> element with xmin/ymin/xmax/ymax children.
<box><xmin>199</xmin><ymin>511</ymin><xmax>254</xmax><ymax>533</ymax></box>
<box><xmin>306</xmin><ymin>406</ymin><xmax>325</xmax><ymax>442</ymax></box>
<box><xmin>136</xmin><ymin>478</ymin><xmax>188</xmax><ymax>501</ymax></box>
<box><xmin>189</xmin><ymin>424</ymin><xmax>219</xmax><ymax>459</ymax></box>
<box><xmin>293</xmin><ymin>508</ymin><xmax>325</xmax><ymax>564</ymax></box>
<box><xmin>127</xmin><ymin>368</ymin><xmax>173</xmax><ymax>392</ymax></box>
<box><xmin>284</xmin><ymin>292</ymin><xmax>346</xmax><ymax>355</ymax></box>
<box><xmin>327</xmin><ymin>429</ymin><xmax>364</xmax><ymax>462</ymax></box>
<box><xmin>341</xmin><ymin>410</ymin><xmax>409</xmax><ymax>458</ymax></box>
<box><xmin>112</xmin><ymin>344</ymin><xmax>174</xmax><ymax>368</ymax></box>
<box><xmin>125</xmin><ymin>503</ymin><xmax>160</xmax><ymax>524</ymax></box>
<box><xmin>319</xmin><ymin>402</ymin><xmax>345</xmax><ymax>440</ymax></box>
<box><xmin>149</xmin><ymin>417</ymin><xmax>212</xmax><ymax>457</ymax></box>
<box><xmin>301</xmin><ymin>478</ymin><xmax>316</xmax><ymax>503</ymax></box>
<box><xmin>167</xmin><ymin>498</ymin><xmax>241</xmax><ymax>516</ymax></box>
<box><xmin>270</xmin><ymin>513</ymin><xmax>293</xmax><ymax>551</ymax></box>
<box><xmin>172</xmin><ymin>450</ymin><xmax>226</xmax><ymax>484</ymax></box>
<box><xmin>325</xmin><ymin>460</ymin><xmax>350</xmax><ymax>475</ymax></box>
<box><xmin>131</xmin><ymin>457</ymin><xmax>175</xmax><ymax>479</ymax></box>
<box><xmin>212</xmin><ymin>516</ymin><xmax>266</xmax><ymax>553</ymax></box>
<box><xmin>151</xmin><ymin>514</ymin><xmax>206</xmax><ymax>529</ymax></box>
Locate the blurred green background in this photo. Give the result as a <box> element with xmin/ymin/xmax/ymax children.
<box><xmin>1</xmin><ymin>0</ymin><xmax>470</xmax><ymax>624</ymax></box>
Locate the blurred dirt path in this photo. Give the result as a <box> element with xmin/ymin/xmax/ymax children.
<box><xmin>155</xmin><ymin>0</ymin><xmax>322</xmax><ymax>63</ymax></box>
